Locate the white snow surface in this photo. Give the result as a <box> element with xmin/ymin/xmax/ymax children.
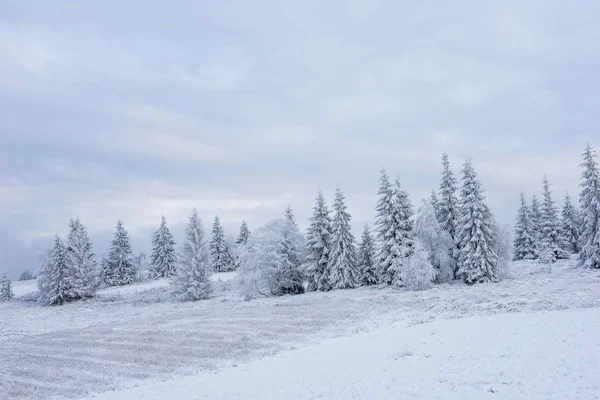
<box><xmin>1</xmin><ymin>260</ymin><xmax>600</xmax><ymax>399</ymax></box>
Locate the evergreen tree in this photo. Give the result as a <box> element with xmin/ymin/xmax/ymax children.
<box><xmin>539</xmin><ymin>176</ymin><xmax>570</xmax><ymax>263</ymax></box>
<box><xmin>562</xmin><ymin>192</ymin><xmax>581</xmax><ymax>254</ymax></box>
<box><xmin>277</xmin><ymin>219</ymin><xmax>306</xmax><ymax>295</ymax></box>
<box><xmin>375</xmin><ymin>169</ymin><xmax>396</xmax><ymax>285</ymax></box>
<box><xmin>430</xmin><ymin>189</ymin><xmax>440</xmax><ymax>217</ymax></box>
<box><xmin>104</xmin><ymin>221</ymin><xmax>136</xmax><ymax>286</ymax></box>
<box><xmin>456</xmin><ymin>159</ymin><xmax>498</xmax><ymax>284</ymax></box>
<box><xmin>48</xmin><ymin>235</ymin><xmax>69</xmax><ymax>305</ymax></box>
<box><xmin>513</xmin><ymin>193</ymin><xmax>537</xmax><ymax>260</ymax></box>
<box><xmin>305</xmin><ymin>189</ymin><xmax>333</xmax><ymax>292</ymax></box>
<box><xmin>65</xmin><ymin>218</ymin><xmax>98</xmax><ymax>299</ymax></box>
<box><xmin>236</xmin><ymin>221</ymin><xmax>251</xmax><ymax>246</ymax></box>
<box><xmin>530</xmin><ymin>195</ymin><xmax>542</xmax><ymax>257</ymax></box>
<box><xmin>328</xmin><ymin>185</ymin><xmax>358</xmax><ymax>289</ymax></box>
<box><xmin>172</xmin><ymin>209</ymin><xmax>212</xmax><ymax>301</ymax></box>
<box><xmin>210</xmin><ymin>216</ymin><xmax>235</xmax><ymax>272</ymax></box>
<box><xmin>285</xmin><ymin>205</ymin><xmax>297</xmax><ymax>226</ymax></box>
<box><xmin>99</xmin><ymin>255</ymin><xmax>112</xmax><ymax>287</ymax></box>
<box><xmin>149</xmin><ymin>216</ymin><xmax>177</xmax><ymax>279</ymax></box>
<box><xmin>18</xmin><ymin>270</ymin><xmax>34</xmax><ymax>281</ymax></box>
<box><xmin>437</xmin><ymin>153</ymin><xmax>460</xmax><ymax>277</ymax></box>
<box><xmin>357</xmin><ymin>225</ymin><xmax>378</xmax><ymax>286</ymax></box>
<box><xmin>0</xmin><ymin>273</ymin><xmax>13</xmax><ymax>301</ymax></box>
<box><xmin>390</xmin><ymin>178</ymin><xmax>416</xmax><ymax>287</ymax></box>
<box><xmin>579</xmin><ymin>144</ymin><xmax>600</xmax><ymax>269</ymax></box>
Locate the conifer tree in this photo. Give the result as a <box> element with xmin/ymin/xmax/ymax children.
<box><xmin>172</xmin><ymin>209</ymin><xmax>212</xmax><ymax>301</ymax></box>
<box><xmin>285</xmin><ymin>205</ymin><xmax>297</xmax><ymax>226</ymax></box>
<box><xmin>357</xmin><ymin>225</ymin><xmax>378</xmax><ymax>286</ymax></box>
<box><xmin>18</xmin><ymin>270</ymin><xmax>34</xmax><ymax>281</ymax></box>
<box><xmin>236</xmin><ymin>221</ymin><xmax>251</xmax><ymax>246</ymax></box>
<box><xmin>539</xmin><ymin>176</ymin><xmax>570</xmax><ymax>263</ymax></box>
<box><xmin>530</xmin><ymin>195</ymin><xmax>542</xmax><ymax>257</ymax></box>
<box><xmin>104</xmin><ymin>220</ymin><xmax>136</xmax><ymax>286</ymax></box>
<box><xmin>0</xmin><ymin>273</ymin><xmax>13</xmax><ymax>301</ymax></box>
<box><xmin>579</xmin><ymin>144</ymin><xmax>600</xmax><ymax>269</ymax></box>
<box><xmin>513</xmin><ymin>193</ymin><xmax>537</xmax><ymax>260</ymax></box>
<box><xmin>328</xmin><ymin>186</ymin><xmax>358</xmax><ymax>289</ymax></box>
<box><xmin>456</xmin><ymin>159</ymin><xmax>498</xmax><ymax>284</ymax></box>
<box><xmin>305</xmin><ymin>189</ymin><xmax>333</xmax><ymax>292</ymax></box>
<box><xmin>65</xmin><ymin>218</ymin><xmax>98</xmax><ymax>299</ymax></box>
<box><xmin>430</xmin><ymin>189</ymin><xmax>440</xmax><ymax>217</ymax></box>
<box><xmin>437</xmin><ymin>153</ymin><xmax>460</xmax><ymax>276</ymax></box>
<box><xmin>210</xmin><ymin>216</ymin><xmax>235</xmax><ymax>272</ymax></box>
<box><xmin>48</xmin><ymin>235</ymin><xmax>69</xmax><ymax>305</ymax></box>
<box><xmin>390</xmin><ymin>177</ymin><xmax>416</xmax><ymax>287</ymax></box>
<box><xmin>149</xmin><ymin>216</ymin><xmax>177</xmax><ymax>279</ymax></box>
<box><xmin>375</xmin><ymin>169</ymin><xmax>396</xmax><ymax>285</ymax></box>
<box><xmin>562</xmin><ymin>192</ymin><xmax>581</xmax><ymax>254</ymax></box>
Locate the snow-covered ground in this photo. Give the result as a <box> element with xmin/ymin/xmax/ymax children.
<box><xmin>1</xmin><ymin>260</ymin><xmax>599</xmax><ymax>399</ymax></box>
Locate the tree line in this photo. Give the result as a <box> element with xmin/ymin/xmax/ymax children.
<box><xmin>1</xmin><ymin>144</ymin><xmax>598</xmax><ymax>305</ymax></box>
<box><xmin>513</xmin><ymin>144</ymin><xmax>600</xmax><ymax>270</ymax></box>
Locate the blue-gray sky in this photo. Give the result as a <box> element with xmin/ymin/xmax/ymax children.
<box><xmin>1</xmin><ymin>1</ymin><xmax>599</xmax><ymax>278</ymax></box>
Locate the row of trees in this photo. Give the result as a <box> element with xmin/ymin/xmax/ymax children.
<box><xmin>514</xmin><ymin>144</ymin><xmax>600</xmax><ymax>269</ymax></box>
<box><xmin>25</xmin><ymin>144</ymin><xmax>599</xmax><ymax>305</ymax></box>
<box><xmin>239</xmin><ymin>153</ymin><xmax>511</xmax><ymax>298</ymax></box>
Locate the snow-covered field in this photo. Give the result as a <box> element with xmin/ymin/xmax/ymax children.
<box><xmin>2</xmin><ymin>260</ymin><xmax>600</xmax><ymax>399</ymax></box>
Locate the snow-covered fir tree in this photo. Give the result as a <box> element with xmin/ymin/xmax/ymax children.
<box><xmin>561</xmin><ymin>192</ymin><xmax>581</xmax><ymax>254</ymax></box>
<box><xmin>149</xmin><ymin>216</ymin><xmax>177</xmax><ymax>279</ymax></box>
<box><xmin>172</xmin><ymin>209</ymin><xmax>212</xmax><ymax>301</ymax></box>
<box><xmin>357</xmin><ymin>225</ymin><xmax>378</xmax><ymax>286</ymax></box>
<box><xmin>305</xmin><ymin>189</ymin><xmax>333</xmax><ymax>292</ymax></box>
<box><xmin>236</xmin><ymin>221</ymin><xmax>251</xmax><ymax>246</ymax></box>
<box><xmin>18</xmin><ymin>270</ymin><xmax>34</xmax><ymax>281</ymax></box>
<box><xmin>530</xmin><ymin>195</ymin><xmax>543</xmax><ymax>256</ymax></box>
<box><xmin>429</xmin><ymin>189</ymin><xmax>440</xmax><ymax>217</ymax></box>
<box><xmin>456</xmin><ymin>159</ymin><xmax>499</xmax><ymax>284</ymax></box>
<box><xmin>328</xmin><ymin>186</ymin><xmax>358</xmax><ymax>290</ymax></box>
<box><xmin>578</xmin><ymin>144</ymin><xmax>600</xmax><ymax>269</ymax></box>
<box><xmin>390</xmin><ymin>177</ymin><xmax>416</xmax><ymax>287</ymax></box>
<box><xmin>513</xmin><ymin>193</ymin><xmax>537</xmax><ymax>260</ymax></box>
<box><xmin>539</xmin><ymin>176</ymin><xmax>570</xmax><ymax>263</ymax></box>
<box><xmin>375</xmin><ymin>169</ymin><xmax>396</xmax><ymax>285</ymax></box>
<box><xmin>46</xmin><ymin>235</ymin><xmax>69</xmax><ymax>305</ymax></box>
<box><xmin>285</xmin><ymin>205</ymin><xmax>297</xmax><ymax>226</ymax></box>
<box><xmin>0</xmin><ymin>273</ymin><xmax>13</xmax><ymax>301</ymax></box>
<box><xmin>239</xmin><ymin>219</ymin><xmax>305</xmax><ymax>298</ymax></box>
<box><xmin>65</xmin><ymin>218</ymin><xmax>97</xmax><ymax>300</ymax></box>
<box><xmin>414</xmin><ymin>199</ymin><xmax>454</xmax><ymax>283</ymax></box>
<box><xmin>104</xmin><ymin>221</ymin><xmax>136</xmax><ymax>286</ymax></box>
<box><xmin>210</xmin><ymin>216</ymin><xmax>235</xmax><ymax>272</ymax></box>
<box><xmin>437</xmin><ymin>153</ymin><xmax>460</xmax><ymax>277</ymax></box>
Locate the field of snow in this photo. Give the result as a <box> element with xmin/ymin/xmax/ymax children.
<box><xmin>1</xmin><ymin>260</ymin><xmax>600</xmax><ymax>399</ymax></box>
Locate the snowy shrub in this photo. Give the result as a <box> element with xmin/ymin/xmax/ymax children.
<box><xmin>238</xmin><ymin>219</ymin><xmax>305</xmax><ymax>299</ymax></box>
<box><xmin>400</xmin><ymin>245</ymin><xmax>436</xmax><ymax>291</ymax></box>
<box><xmin>414</xmin><ymin>199</ymin><xmax>454</xmax><ymax>283</ymax></box>
<box><xmin>493</xmin><ymin>224</ymin><xmax>513</xmax><ymax>280</ymax></box>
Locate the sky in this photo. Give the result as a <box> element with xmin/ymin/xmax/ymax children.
<box><xmin>1</xmin><ymin>1</ymin><xmax>600</xmax><ymax>279</ymax></box>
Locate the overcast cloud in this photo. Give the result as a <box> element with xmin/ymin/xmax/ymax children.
<box><xmin>1</xmin><ymin>1</ymin><xmax>599</xmax><ymax>278</ymax></box>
